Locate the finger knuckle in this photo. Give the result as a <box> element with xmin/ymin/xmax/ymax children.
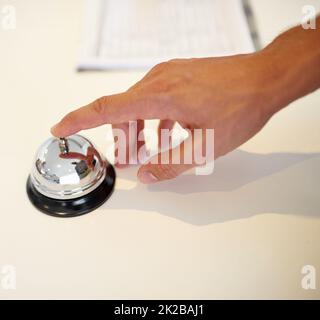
<box><xmin>155</xmin><ymin>61</ymin><xmax>168</xmax><ymax>70</ymax></box>
<box><xmin>63</xmin><ymin>111</ymin><xmax>77</xmax><ymax>124</ymax></box>
<box><xmin>150</xmin><ymin>61</ymin><xmax>168</xmax><ymax>74</ymax></box>
<box><xmin>92</xmin><ymin>96</ymin><xmax>107</xmax><ymax>116</ymax></box>
<box><xmin>167</xmin><ymin>58</ymin><xmax>182</xmax><ymax>64</ymax></box>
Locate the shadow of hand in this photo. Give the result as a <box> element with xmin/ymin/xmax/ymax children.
<box><xmin>103</xmin><ymin>150</ymin><xmax>320</xmax><ymax>225</ymax></box>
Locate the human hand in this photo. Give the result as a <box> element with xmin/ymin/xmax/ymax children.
<box><xmin>50</xmin><ymin>52</ymin><xmax>289</xmax><ymax>183</ymax></box>
<box><xmin>51</xmin><ymin>17</ymin><xmax>320</xmax><ymax>184</ymax></box>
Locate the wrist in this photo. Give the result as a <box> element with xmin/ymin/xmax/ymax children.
<box><xmin>256</xmin><ymin>21</ymin><xmax>320</xmax><ymax>116</ymax></box>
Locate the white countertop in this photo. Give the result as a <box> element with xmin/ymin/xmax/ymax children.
<box><xmin>0</xmin><ymin>0</ymin><xmax>319</xmax><ymax>299</ymax></box>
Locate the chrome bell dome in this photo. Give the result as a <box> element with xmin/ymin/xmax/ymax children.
<box><xmin>26</xmin><ymin>134</ymin><xmax>116</xmax><ymax>217</ymax></box>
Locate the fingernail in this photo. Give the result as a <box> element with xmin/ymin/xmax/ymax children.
<box><xmin>50</xmin><ymin>123</ymin><xmax>59</xmax><ymax>134</ymax></box>
<box><xmin>139</xmin><ymin>171</ymin><xmax>158</xmax><ymax>184</ymax></box>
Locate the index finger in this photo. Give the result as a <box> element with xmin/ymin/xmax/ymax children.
<box><xmin>50</xmin><ymin>91</ymin><xmax>168</xmax><ymax>137</ymax></box>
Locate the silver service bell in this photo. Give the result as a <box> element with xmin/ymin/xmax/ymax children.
<box><xmin>26</xmin><ymin>134</ymin><xmax>116</xmax><ymax>217</ymax></box>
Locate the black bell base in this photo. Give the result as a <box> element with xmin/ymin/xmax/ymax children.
<box><xmin>26</xmin><ymin>165</ymin><xmax>116</xmax><ymax>218</ymax></box>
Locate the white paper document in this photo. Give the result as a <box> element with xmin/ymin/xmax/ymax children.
<box><xmin>78</xmin><ymin>0</ymin><xmax>256</xmax><ymax>70</ymax></box>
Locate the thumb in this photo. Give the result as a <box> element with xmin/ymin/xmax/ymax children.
<box><xmin>138</xmin><ymin>162</ymin><xmax>194</xmax><ymax>184</ymax></box>
<box><xmin>138</xmin><ymin>134</ymin><xmax>195</xmax><ymax>183</ymax></box>
<box><xmin>137</xmin><ymin>129</ymin><xmax>214</xmax><ymax>183</ymax></box>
